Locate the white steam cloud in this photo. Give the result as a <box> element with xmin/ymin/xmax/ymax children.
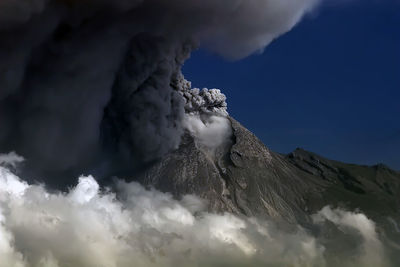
<box><xmin>184</xmin><ymin>114</ymin><xmax>232</xmax><ymax>151</ymax></box>
<box><xmin>313</xmin><ymin>207</ymin><xmax>387</xmax><ymax>267</ymax></box>
<box><xmin>0</xmin><ymin>153</ymin><xmax>394</xmax><ymax>267</ymax></box>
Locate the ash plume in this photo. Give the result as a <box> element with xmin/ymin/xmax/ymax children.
<box><xmin>0</xmin><ymin>0</ymin><xmax>318</xmax><ymax>183</ymax></box>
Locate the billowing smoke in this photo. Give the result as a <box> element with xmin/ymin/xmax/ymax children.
<box><xmin>0</xmin><ymin>0</ymin><xmax>318</xmax><ymax>183</ymax></box>
<box><xmin>177</xmin><ymin>74</ymin><xmax>232</xmax><ymax>154</ymax></box>
<box><xmin>0</xmin><ymin>155</ymin><xmax>394</xmax><ymax>267</ymax></box>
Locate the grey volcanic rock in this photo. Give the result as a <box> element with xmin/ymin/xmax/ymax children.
<box><xmin>137</xmin><ymin>117</ymin><xmax>311</xmax><ymax>223</ymax></box>
<box><xmin>136</xmin><ymin>117</ymin><xmax>400</xmax><ymax>234</ymax></box>
<box><xmin>135</xmin><ymin>115</ymin><xmax>400</xmax><ymax>263</ymax></box>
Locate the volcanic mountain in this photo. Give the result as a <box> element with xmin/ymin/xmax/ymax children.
<box><xmin>133</xmin><ymin>116</ymin><xmax>400</xmax><ymax>260</ymax></box>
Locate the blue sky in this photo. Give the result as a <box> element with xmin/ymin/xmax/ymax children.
<box><xmin>183</xmin><ymin>0</ymin><xmax>400</xmax><ymax>169</ymax></box>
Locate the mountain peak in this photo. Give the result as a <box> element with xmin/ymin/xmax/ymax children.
<box><xmin>130</xmin><ymin>117</ymin><xmax>400</xmax><ymax>245</ymax></box>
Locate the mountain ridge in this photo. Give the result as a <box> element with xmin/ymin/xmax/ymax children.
<box><xmin>133</xmin><ymin>117</ymin><xmax>400</xmax><ymax>226</ymax></box>
<box><xmin>133</xmin><ymin>115</ymin><xmax>400</xmax><ymax>263</ymax></box>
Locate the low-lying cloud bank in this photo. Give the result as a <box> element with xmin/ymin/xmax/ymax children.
<box><xmin>0</xmin><ymin>154</ymin><xmax>394</xmax><ymax>267</ymax></box>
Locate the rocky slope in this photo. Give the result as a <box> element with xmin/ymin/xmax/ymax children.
<box><xmin>134</xmin><ymin>117</ymin><xmax>400</xmax><ymax>248</ymax></box>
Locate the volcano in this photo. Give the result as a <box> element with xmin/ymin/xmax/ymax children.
<box><xmin>133</xmin><ymin>116</ymin><xmax>400</xmax><ymax>259</ymax></box>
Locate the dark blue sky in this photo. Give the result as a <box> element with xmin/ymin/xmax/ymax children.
<box><xmin>183</xmin><ymin>0</ymin><xmax>400</xmax><ymax>170</ymax></box>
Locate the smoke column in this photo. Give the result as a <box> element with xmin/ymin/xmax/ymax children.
<box><xmin>0</xmin><ymin>0</ymin><xmax>318</xmax><ymax>184</ymax></box>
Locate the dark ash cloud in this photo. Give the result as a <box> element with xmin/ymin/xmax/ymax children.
<box><xmin>0</xmin><ymin>0</ymin><xmax>318</xmax><ymax>183</ymax></box>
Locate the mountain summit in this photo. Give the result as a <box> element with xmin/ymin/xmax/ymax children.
<box><xmin>134</xmin><ymin>116</ymin><xmax>400</xmax><ymax>258</ymax></box>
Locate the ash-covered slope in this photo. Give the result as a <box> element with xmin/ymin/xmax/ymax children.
<box><xmin>136</xmin><ymin>116</ymin><xmax>400</xmax><ymax>238</ymax></box>
<box><xmin>137</xmin><ymin>117</ymin><xmax>315</xmax><ymax>224</ymax></box>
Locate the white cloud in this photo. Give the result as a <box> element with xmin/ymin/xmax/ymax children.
<box><xmin>313</xmin><ymin>206</ymin><xmax>386</xmax><ymax>267</ymax></box>
<box><xmin>0</xmin><ymin>152</ymin><xmax>24</xmax><ymax>169</ymax></box>
<box><xmin>0</xmin><ymin>155</ymin><xmax>393</xmax><ymax>267</ymax></box>
<box><xmin>183</xmin><ymin>114</ymin><xmax>232</xmax><ymax>152</ymax></box>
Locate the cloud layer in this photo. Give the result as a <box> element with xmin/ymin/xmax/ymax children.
<box><xmin>0</xmin><ymin>153</ymin><xmax>394</xmax><ymax>267</ymax></box>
